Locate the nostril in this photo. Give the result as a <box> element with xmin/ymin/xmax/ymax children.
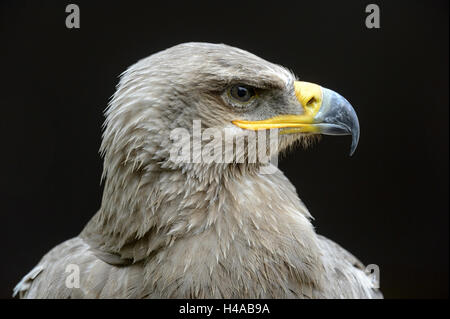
<box><xmin>306</xmin><ymin>97</ymin><xmax>316</xmax><ymax>106</ymax></box>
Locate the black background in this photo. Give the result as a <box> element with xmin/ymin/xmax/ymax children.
<box><xmin>0</xmin><ymin>0</ymin><xmax>448</xmax><ymax>299</ymax></box>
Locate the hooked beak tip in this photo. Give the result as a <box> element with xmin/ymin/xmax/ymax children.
<box><xmin>316</xmin><ymin>88</ymin><xmax>360</xmax><ymax>156</ymax></box>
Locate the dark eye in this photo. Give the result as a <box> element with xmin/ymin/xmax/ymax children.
<box><xmin>228</xmin><ymin>85</ymin><xmax>256</xmax><ymax>103</ymax></box>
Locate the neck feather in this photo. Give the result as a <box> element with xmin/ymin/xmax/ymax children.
<box><xmin>81</xmin><ymin>160</ymin><xmax>324</xmax><ymax>290</ymax></box>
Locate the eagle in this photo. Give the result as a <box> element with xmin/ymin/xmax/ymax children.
<box><xmin>14</xmin><ymin>42</ymin><xmax>381</xmax><ymax>298</ymax></box>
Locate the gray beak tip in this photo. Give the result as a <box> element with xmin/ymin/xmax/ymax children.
<box><xmin>349</xmin><ymin>126</ymin><xmax>360</xmax><ymax>156</ymax></box>
<box><xmin>318</xmin><ymin>88</ymin><xmax>360</xmax><ymax>157</ymax></box>
<box><xmin>349</xmin><ymin>140</ymin><xmax>357</xmax><ymax>156</ymax></box>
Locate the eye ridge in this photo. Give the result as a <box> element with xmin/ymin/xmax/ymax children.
<box><xmin>228</xmin><ymin>84</ymin><xmax>256</xmax><ymax>103</ymax></box>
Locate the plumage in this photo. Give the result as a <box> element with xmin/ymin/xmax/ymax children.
<box><xmin>14</xmin><ymin>42</ymin><xmax>381</xmax><ymax>299</ymax></box>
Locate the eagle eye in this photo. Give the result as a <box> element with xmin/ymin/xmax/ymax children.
<box><xmin>228</xmin><ymin>85</ymin><xmax>256</xmax><ymax>103</ymax></box>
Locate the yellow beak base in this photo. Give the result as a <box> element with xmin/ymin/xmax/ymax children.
<box><xmin>232</xmin><ymin>114</ymin><xmax>318</xmax><ymax>133</ymax></box>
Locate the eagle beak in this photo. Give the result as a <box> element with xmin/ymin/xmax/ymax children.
<box><xmin>232</xmin><ymin>81</ymin><xmax>360</xmax><ymax>156</ymax></box>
